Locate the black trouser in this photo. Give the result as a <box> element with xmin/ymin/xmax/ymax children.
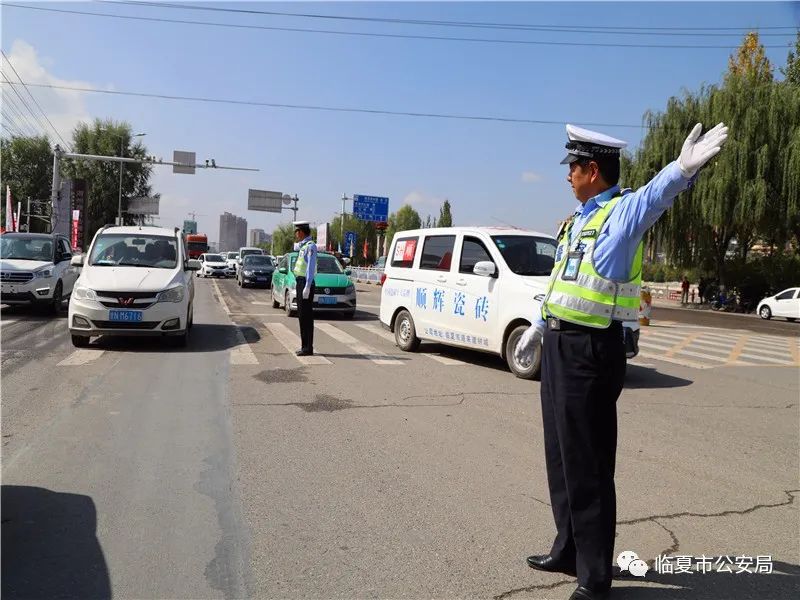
<box><xmin>295</xmin><ymin>276</ymin><xmax>315</xmax><ymax>351</ymax></box>
<box><xmin>540</xmin><ymin>320</ymin><xmax>626</xmax><ymax>592</ymax></box>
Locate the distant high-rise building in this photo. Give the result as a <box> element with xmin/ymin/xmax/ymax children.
<box><xmin>219</xmin><ymin>212</ymin><xmax>248</xmax><ymax>251</ymax></box>
<box><xmin>250</xmin><ymin>228</ymin><xmax>267</xmax><ymax>247</ymax></box>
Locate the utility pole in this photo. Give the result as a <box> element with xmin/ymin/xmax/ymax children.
<box><xmin>26</xmin><ymin>197</ymin><xmax>30</xmax><ymax>232</ymax></box>
<box><xmin>340</xmin><ymin>193</ymin><xmax>350</xmax><ymax>243</ymax></box>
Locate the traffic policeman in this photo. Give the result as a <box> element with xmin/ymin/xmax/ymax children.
<box><xmin>516</xmin><ymin>122</ymin><xmax>729</xmax><ymax>600</ymax></box>
<box><xmin>292</xmin><ymin>221</ymin><xmax>317</xmax><ymax>356</ymax></box>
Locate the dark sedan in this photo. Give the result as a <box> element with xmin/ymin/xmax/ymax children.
<box><xmin>237</xmin><ymin>254</ymin><xmax>275</xmax><ymax>288</ymax></box>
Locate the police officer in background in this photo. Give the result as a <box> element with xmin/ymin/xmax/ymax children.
<box><xmin>515</xmin><ymin>122</ymin><xmax>728</xmax><ymax>600</ymax></box>
<box><xmin>292</xmin><ymin>221</ymin><xmax>317</xmax><ymax>356</ymax></box>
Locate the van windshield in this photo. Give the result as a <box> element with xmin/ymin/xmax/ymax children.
<box><xmin>491</xmin><ymin>235</ymin><xmax>556</xmax><ymax>276</ymax></box>
<box><xmin>90</xmin><ymin>234</ymin><xmax>179</xmax><ymax>269</ymax></box>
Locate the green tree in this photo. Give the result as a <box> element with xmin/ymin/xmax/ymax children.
<box><xmin>270</xmin><ymin>223</ymin><xmax>296</xmax><ymax>255</ymax></box>
<box><xmin>63</xmin><ymin>119</ymin><xmax>155</xmax><ymax>242</ymax></box>
<box><xmin>328</xmin><ymin>213</ymin><xmax>377</xmax><ymax>264</ymax></box>
<box><xmin>385</xmin><ymin>204</ymin><xmax>422</xmax><ymax>250</ymax></box>
<box><xmin>438</xmin><ymin>199</ymin><xmax>453</xmax><ymax>227</ymax></box>
<box><xmin>780</xmin><ymin>31</ymin><xmax>800</xmax><ymax>86</ymax></box>
<box><xmin>623</xmin><ymin>32</ymin><xmax>800</xmax><ymax>286</ymax></box>
<box><xmin>0</xmin><ymin>135</ymin><xmax>53</xmax><ymax>232</ymax></box>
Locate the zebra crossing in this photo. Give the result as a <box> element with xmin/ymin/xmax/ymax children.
<box><xmin>48</xmin><ymin>318</ymin><xmax>799</xmax><ymax>372</ymax></box>
<box><xmin>633</xmin><ymin>323</ymin><xmax>800</xmax><ymax>369</ymax></box>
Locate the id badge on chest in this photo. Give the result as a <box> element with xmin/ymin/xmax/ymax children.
<box><xmin>561</xmin><ymin>251</ymin><xmax>583</xmax><ymax>281</ymax></box>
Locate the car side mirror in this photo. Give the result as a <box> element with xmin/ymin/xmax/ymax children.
<box><xmin>279</xmin><ymin>267</ymin><xmax>288</xmax><ymax>275</ymax></box>
<box><xmin>186</xmin><ymin>259</ymin><xmax>201</xmax><ymax>271</ymax></box>
<box><xmin>473</xmin><ymin>261</ymin><xmax>497</xmax><ymax>278</ymax></box>
<box><xmin>70</xmin><ymin>254</ymin><xmax>84</xmax><ymax>267</ymax></box>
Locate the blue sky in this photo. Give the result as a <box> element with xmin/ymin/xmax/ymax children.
<box><xmin>3</xmin><ymin>1</ymin><xmax>798</xmax><ymax>246</ymax></box>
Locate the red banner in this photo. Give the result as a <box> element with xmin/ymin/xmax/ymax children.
<box><xmin>71</xmin><ymin>210</ymin><xmax>80</xmax><ymax>249</ymax></box>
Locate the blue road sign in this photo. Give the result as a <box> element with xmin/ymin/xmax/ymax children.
<box><xmin>344</xmin><ymin>231</ymin><xmax>357</xmax><ymax>256</ymax></box>
<box><xmin>353</xmin><ymin>195</ymin><xmax>389</xmax><ymax>222</ymax></box>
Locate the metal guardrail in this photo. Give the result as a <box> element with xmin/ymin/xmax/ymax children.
<box><xmin>349</xmin><ymin>267</ymin><xmax>383</xmax><ymax>285</ymax></box>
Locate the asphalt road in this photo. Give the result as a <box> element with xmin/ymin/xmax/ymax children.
<box><xmin>1</xmin><ymin>279</ymin><xmax>798</xmax><ymax>599</ymax></box>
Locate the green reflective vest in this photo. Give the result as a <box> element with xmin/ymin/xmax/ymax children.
<box><xmin>293</xmin><ymin>240</ymin><xmax>314</xmax><ymax>277</ymax></box>
<box><xmin>542</xmin><ymin>195</ymin><xmax>642</xmax><ymax>328</ymax></box>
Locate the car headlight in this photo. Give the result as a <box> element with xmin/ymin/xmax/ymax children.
<box><xmin>243</xmin><ymin>270</ymin><xmax>253</xmax><ymax>276</ymax></box>
<box><xmin>345</xmin><ymin>284</ymin><xmax>355</xmax><ymax>294</ymax></box>
<box><xmin>34</xmin><ymin>268</ymin><xmax>54</xmax><ymax>279</ymax></box>
<box><xmin>157</xmin><ymin>285</ymin><xmax>185</xmax><ymax>303</ymax></box>
<box><xmin>73</xmin><ymin>283</ymin><xmax>97</xmax><ymax>300</ymax></box>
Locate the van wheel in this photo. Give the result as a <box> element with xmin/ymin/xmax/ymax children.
<box><xmin>394</xmin><ymin>310</ymin><xmax>420</xmax><ymax>351</ymax></box>
<box><xmin>71</xmin><ymin>334</ymin><xmax>90</xmax><ymax>348</ymax></box>
<box><xmin>505</xmin><ymin>324</ymin><xmax>541</xmax><ymax>380</ymax></box>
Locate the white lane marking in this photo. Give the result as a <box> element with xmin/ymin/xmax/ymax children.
<box><xmin>638</xmin><ymin>341</ymin><xmax>727</xmax><ymax>363</ymax></box>
<box><xmin>354</xmin><ymin>322</ymin><xmax>466</xmax><ymax>365</ymax></box>
<box><xmin>317</xmin><ymin>323</ymin><xmax>402</xmax><ymax>365</ymax></box>
<box><xmin>230</xmin><ymin>324</ymin><xmax>258</xmax><ymax>365</ymax></box>
<box><xmin>357</xmin><ymin>303</ymin><xmax>381</xmax><ymax>309</ymax></box>
<box><xmin>636</xmin><ymin>351</ymin><xmax>715</xmax><ymax>369</ymax></box>
<box><xmin>0</xmin><ymin>318</ymin><xmax>19</xmax><ymax>328</ymax></box>
<box><xmin>741</xmin><ymin>344</ymin><xmax>794</xmax><ymax>358</ymax></box>
<box><xmin>251</xmin><ymin>301</ymin><xmax>272</xmax><ymax>306</ymax></box>
<box><xmin>265</xmin><ymin>322</ymin><xmax>331</xmax><ymax>365</ymax></box>
<box><xmin>685</xmin><ymin>338</ymin><xmax>739</xmax><ymax>351</ymax></box>
<box><xmin>57</xmin><ymin>348</ymin><xmax>105</xmax><ymax>366</ymax></box>
<box><xmin>212</xmin><ymin>279</ymin><xmax>231</xmax><ymax>316</ymax></box>
<box><xmin>229</xmin><ymin>312</ymin><xmax>284</xmax><ymax>317</ymax></box>
<box><xmin>734</xmin><ymin>351</ymin><xmax>795</xmax><ymax>365</ymax></box>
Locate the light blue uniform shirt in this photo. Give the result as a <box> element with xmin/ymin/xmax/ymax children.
<box><xmin>297</xmin><ymin>236</ymin><xmax>317</xmax><ymax>292</ymax></box>
<box><xmin>537</xmin><ymin>161</ymin><xmax>690</xmax><ymax>325</ymax></box>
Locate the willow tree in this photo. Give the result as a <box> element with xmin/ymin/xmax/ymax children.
<box><xmin>622</xmin><ymin>32</ymin><xmax>800</xmax><ymax>285</ymax></box>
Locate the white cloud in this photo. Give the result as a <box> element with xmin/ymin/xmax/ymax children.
<box><xmin>402</xmin><ymin>190</ymin><xmax>443</xmax><ymax>211</ymax></box>
<box><xmin>521</xmin><ymin>171</ymin><xmax>543</xmax><ymax>183</ymax></box>
<box><xmin>3</xmin><ymin>40</ymin><xmax>95</xmax><ymax>145</ymax></box>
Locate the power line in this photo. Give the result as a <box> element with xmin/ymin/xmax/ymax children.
<box><xmin>1</xmin><ymin>90</ymin><xmax>41</xmax><ymax>136</ymax></box>
<box><xmin>2</xmin><ymin>79</ymin><xmax>653</xmax><ymax>129</ymax></box>
<box><xmin>101</xmin><ymin>1</ymin><xmax>800</xmax><ymax>34</ymax></box>
<box><xmin>3</xmin><ymin>3</ymin><xmax>793</xmax><ymax>49</ymax></box>
<box><xmin>1</xmin><ymin>50</ymin><xmax>72</xmax><ymax>149</ymax></box>
<box><xmin>0</xmin><ymin>71</ymin><xmax>49</xmax><ymax>138</ymax></box>
<box><xmin>1</xmin><ymin>109</ymin><xmax>27</xmax><ymax>138</ymax></box>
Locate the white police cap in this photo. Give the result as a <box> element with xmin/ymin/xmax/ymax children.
<box><xmin>292</xmin><ymin>220</ymin><xmax>310</xmax><ymax>228</ymax></box>
<box><xmin>561</xmin><ymin>124</ymin><xmax>627</xmax><ymax>165</ymax></box>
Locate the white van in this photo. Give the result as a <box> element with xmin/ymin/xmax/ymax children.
<box><xmin>236</xmin><ymin>247</ymin><xmax>264</xmax><ymax>274</ymax></box>
<box><xmin>379</xmin><ymin>227</ymin><xmax>639</xmax><ymax>379</ymax></box>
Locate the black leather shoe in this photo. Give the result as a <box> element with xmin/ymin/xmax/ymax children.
<box><xmin>295</xmin><ymin>349</ymin><xmax>313</xmax><ymax>356</ymax></box>
<box><xmin>568</xmin><ymin>585</ymin><xmax>609</xmax><ymax>600</ymax></box>
<box><xmin>526</xmin><ymin>554</ymin><xmax>577</xmax><ymax>576</ymax></box>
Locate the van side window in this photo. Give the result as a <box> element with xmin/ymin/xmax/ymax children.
<box><xmin>390</xmin><ymin>236</ymin><xmax>419</xmax><ymax>268</ymax></box>
<box><xmin>459</xmin><ymin>237</ymin><xmax>493</xmax><ymax>274</ymax></box>
<box><xmin>419</xmin><ymin>235</ymin><xmax>456</xmax><ymax>271</ymax></box>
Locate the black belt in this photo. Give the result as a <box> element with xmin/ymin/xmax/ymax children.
<box><xmin>546</xmin><ymin>317</ymin><xmax>623</xmax><ymax>333</ymax></box>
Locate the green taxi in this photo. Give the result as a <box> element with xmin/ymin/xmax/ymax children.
<box><xmin>271</xmin><ymin>251</ymin><xmax>356</xmax><ymax>318</ymax></box>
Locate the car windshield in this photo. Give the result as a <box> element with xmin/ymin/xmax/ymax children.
<box><xmin>227</xmin><ymin>252</ymin><xmax>238</xmax><ymax>260</ymax></box>
<box><xmin>205</xmin><ymin>254</ymin><xmax>225</xmax><ymax>262</ymax></box>
<box><xmin>89</xmin><ymin>234</ymin><xmax>178</xmax><ymax>269</ymax></box>
<box><xmin>491</xmin><ymin>235</ymin><xmax>557</xmax><ymax>276</ymax></box>
<box><xmin>188</xmin><ymin>241</ymin><xmax>207</xmax><ymax>252</ymax></box>
<box><xmin>0</xmin><ymin>236</ymin><xmax>54</xmax><ymax>261</ymax></box>
<box><xmin>243</xmin><ymin>255</ymin><xmax>272</xmax><ymax>266</ymax></box>
<box><xmin>241</xmin><ymin>249</ymin><xmax>262</xmax><ymax>258</ymax></box>
<box><xmin>318</xmin><ymin>255</ymin><xmax>344</xmax><ymax>274</ymax></box>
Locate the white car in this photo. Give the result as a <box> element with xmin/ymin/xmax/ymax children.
<box><xmin>379</xmin><ymin>227</ymin><xmax>639</xmax><ymax>379</ymax></box>
<box><xmin>757</xmin><ymin>287</ymin><xmax>799</xmax><ymax>321</ymax></box>
<box><xmin>68</xmin><ymin>225</ymin><xmax>200</xmax><ymax>347</ymax></box>
<box><xmin>0</xmin><ymin>232</ymin><xmax>79</xmax><ymax>313</ymax></box>
<box><xmin>197</xmin><ymin>253</ymin><xmax>233</xmax><ymax>278</ymax></box>
<box><xmin>225</xmin><ymin>251</ymin><xmax>239</xmax><ymax>272</ymax></box>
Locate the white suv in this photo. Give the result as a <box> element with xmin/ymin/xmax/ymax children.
<box><xmin>379</xmin><ymin>227</ymin><xmax>639</xmax><ymax>379</ymax></box>
<box><xmin>68</xmin><ymin>226</ymin><xmax>200</xmax><ymax>347</ymax></box>
<box><xmin>0</xmin><ymin>232</ymin><xmax>79</xmax><ymax>313</ymax></box>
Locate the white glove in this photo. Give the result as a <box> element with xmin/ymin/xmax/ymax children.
<box><xmin>514</xmin><ymin>322</ymin><xmax>545</xmax><ymax>365</ymax></box>
<box><xmin>677</xmin><ymin>122</ymin><xmax>729</xmax><ymax>178</ymax></box>
<box><xmin>302</xmin><ymin>287</ymin><xmax>310</xmax><ymax>300</ymax></box>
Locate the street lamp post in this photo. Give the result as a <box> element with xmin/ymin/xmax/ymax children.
<box><xmin>340</xmin><ymin>193</ymin><xmax>349</xmax><ymax>242</ymax></box>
